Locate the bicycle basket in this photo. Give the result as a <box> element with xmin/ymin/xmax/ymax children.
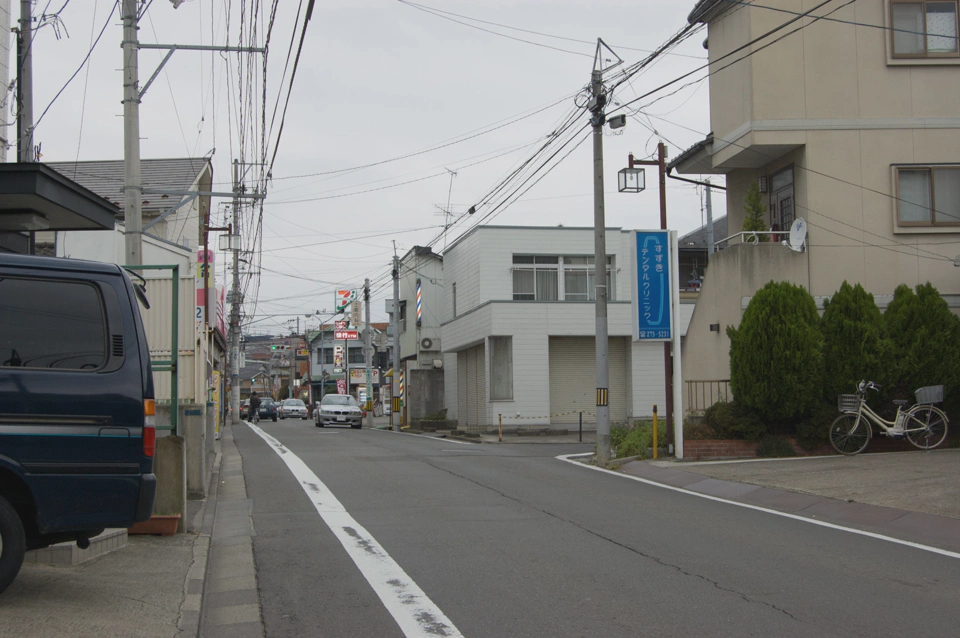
<box><xmin>838</xmin><ymin>394</ymin><xmax>861</xmax><ymax>412</ymax></box>
<box><xmin>914</xmin><ymin>385</ymin><xmax>944</xmax><ymax>404</ymax></box>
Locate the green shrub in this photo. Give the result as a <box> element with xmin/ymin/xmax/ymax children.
<box><xmin>611</xmin><ymin>420</ymin><xmax>667</xmax><ymax>459</ymax></box>
<box><xmin>727</xmin><ymin>281</ymin><xmax>824</xmax><ymax>421</ymax></box>
<box><xmin>793</xmin><ymin>402</ymin><xmax>836</xmax><ymax>450</ymax></box>
<box><xmin>884</xmin><ymin>283</ymin><xmax>960</xmax><ymax>415</ymax></box>
<box><xmin>683</xmin><ymin>417</ymin><xmax>717</xmax><ymax>440</ymax></box>
<box><xmin>423</xmin><ymin>409</ymin><xmax>449</xmax><ymax>421</ymax></box>
<box><xmin>702</xmin><ymin>401</ymin><xmax>766</xmax><ymax>441</ymax></box>
<box><xmin>821</xmin><ymin>281</ymin><xmax>889</xmax><ymax>402</ymax></box>
<box><xmin>757</xmin><ymin>435</ymin><xmax>797</xmax><ymax>458</ymax></box>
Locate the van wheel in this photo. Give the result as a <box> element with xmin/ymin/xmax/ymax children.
<box><xmin>0</xmin><ymin>495</ymin><xmax>26</xmax><ymax>595</ymax></box>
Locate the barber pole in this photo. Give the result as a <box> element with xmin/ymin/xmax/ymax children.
<box><xmin>416</xmin><ymin>278</ymin><xmax>422</xmax><ymax>327</ymax></box>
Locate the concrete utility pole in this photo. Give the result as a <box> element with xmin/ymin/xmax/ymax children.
<box><xmin>17</xmin><ymin>0</ymin><xmax>34</xmax><ymax>163</ymax></box>
<box><xmin>364</xmin><ymin>279</ymin><xmax>373</xmax><ymax>428</ymax></box>
<box><xmin>391</xmin><ymin>249</ymin><xmax>401</xmax><ymax>432</ymax></box>
<box><xmin>230</xmin><ymin>160</ymin><xmax>241</xmax><ymax>423</ymax></box>
<box><xmin>122</xmin><ymin>0</ymin><xmax>142</xmax><ymax>266</ymax></box>
<box><xmin>705</xmin><ymin>178</ymin><xmax>715</xmax><ymax>257</ymax></box>
<box><xmin>590</xmin><ymin>70</ymin><xmax>611</xmax><ymax>465</ymax></box>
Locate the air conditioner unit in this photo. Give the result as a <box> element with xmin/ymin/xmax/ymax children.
<box><xmin>420</xmin><ymin>337</ymin><xmax>439</xmax><ymax>351</ymax></box>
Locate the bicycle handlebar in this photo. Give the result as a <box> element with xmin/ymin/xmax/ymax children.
<box><xmin>857</xmin><ymin>380</ymin><xmax>881</xmax><ymax>393</ymax></box>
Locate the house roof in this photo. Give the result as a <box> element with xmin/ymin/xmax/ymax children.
<box><xmin>687</xmin><ymin>0</ymin><xmax>731</xmax><ymax>24</ymax></box>
<box><xmin>46</xmin><ymin>157</ymin><xmax>213</xmax><ymax>215</ymax></box>
<box><xmin>678</xmin><ymin>216</ymin><xmax>728</xmax><ymax>250</ymax></box>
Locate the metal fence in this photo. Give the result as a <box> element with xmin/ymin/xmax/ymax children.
<box><xmin>685</xmin><ymin>380</ymin><xmax>731</xmax><ymax>416</ymax></box>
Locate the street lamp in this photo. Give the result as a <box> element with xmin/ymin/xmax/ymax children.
<box><xmin>618</xmin><ymin>166</ymin><xmax>646</xmax><ymax>193</ymax></box>
<box><xmin>219</xmin><ymin>231</ymin><xmax>241</xmax><ymax>251</ymax></box>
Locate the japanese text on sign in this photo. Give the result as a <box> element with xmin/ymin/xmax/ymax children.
<box><xmin>635</xmin><ymin>230</ymin><xmax>672</xmax><ymax>341</ymax></box>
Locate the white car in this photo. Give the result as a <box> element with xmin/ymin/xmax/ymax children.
<box><xmin>278</xmin><ymin>398</ymin><xmax>309</xmax><ymax>420</ymax></box>
<box><xmin>316</xmin><ymin>395</ymin><xmax>363</xmax><ymax>429</ymax></box>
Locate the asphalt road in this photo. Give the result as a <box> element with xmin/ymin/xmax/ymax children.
<box><xmin>233</xmin><ymin>421</ymin><xmax>960</xmax><ymax>637</ymax></box>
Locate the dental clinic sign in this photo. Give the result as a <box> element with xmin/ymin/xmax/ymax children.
<box><xmin>632</xmin><ymin>230</ymin><xmax>677</xmax><ymax>341</ymax></box>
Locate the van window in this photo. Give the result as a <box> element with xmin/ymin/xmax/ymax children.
<box><xmin>0</xmin><ymin>277</ymin><xmax>107</xmax><ymax>369</ymax></box>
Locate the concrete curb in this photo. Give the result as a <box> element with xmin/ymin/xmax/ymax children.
<box><xmin>23</xmin><ymin>528</ymin><xmax>128</xmax><ymax>566</ymax></box>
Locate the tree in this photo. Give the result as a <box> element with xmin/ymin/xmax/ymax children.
<box><xmin>741</xmin><ymin>182</ymin><xmax>769</xmax><ymax>241</ymax></box>
<box><xmin>820</xmin><ymin>281</ymin><xmax>889</xmax><ymax>401</ymax></box>
<box><xmin>727</xmin><ymin>281</ymin><xmax>823</xmax><ymax>421</ymax></box>
<box><xmin>884</xmin><ymin>282</ymin><xmax>960</xmax><ymax>412</ymax></box>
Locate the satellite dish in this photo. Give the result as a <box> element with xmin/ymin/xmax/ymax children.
<box><xmin>787</xmin><ymin>218</ymin><xmax>807</xmax><ymax>252</ymax></box>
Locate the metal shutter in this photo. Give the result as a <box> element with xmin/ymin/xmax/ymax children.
<box><xmin>477</xmin><ymin>343</ymin><xmax>487</xmax><ymax>427</ymax></box>
<box><xmin>549</xmin><ymin>337</ymin><xmax>627</xmax><ymax>426</ymax></box>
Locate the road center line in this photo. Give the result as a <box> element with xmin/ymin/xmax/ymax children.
<box><xmin>247</xmin><ymin>422</ymin><xmax>464</xmax><ymax>638</ymax></box>
<box><xmin>557</xmin><ymin>453</ymin><xmax>960</xmax><ymax>560</ymax></box>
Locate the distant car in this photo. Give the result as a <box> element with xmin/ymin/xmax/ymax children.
<box><xmin>278</xmin><ymin>398</ymin><xmax>309</xmax><ymax>420</ymax></box>
<box><xmin>240</xmin><ymin>399</ymin><xmax>251</xmax><ymax>420</ymax></box>
<box><xmin>258</xmin><ymin>398</ymin><xmax>278</xmax><ymax>422</ymax></box>
<box><xmin>316</xmin><ymin>394</ymin><xmax>363</xmax><ymax>429</ymax></box>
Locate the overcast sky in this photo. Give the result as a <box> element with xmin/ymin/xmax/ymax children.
<box><xmin>26</xmin><ymin>0</ymin><xmax>724</xmax><ymax>333</ymax></box>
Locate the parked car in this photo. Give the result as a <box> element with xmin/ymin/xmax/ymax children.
<box><xmin>239</xmin><ymin>399</ymin><xmax>251</xmax><ymax>420</ymax></box>
<box><xmin>258</xmin><ymin>398</ymin><xmax>278</xmax><ymax>422</ymax></box>
<box><xmin>0</xmin><ymin>254</ymin><xmax>157</xmax><ymax>595</ymax></box>
<box><xmin>316</xmin><ymin>394</ymin><xmax>363</xmax><ymax>429</ymax></box>
<box><xmin>278</xmin><ymin>398</ymin><xmax>309</xmax><ymax>420</ymax></box>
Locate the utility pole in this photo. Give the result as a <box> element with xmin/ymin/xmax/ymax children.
<box><xmin>705</xmin><ymin>178</ymin><xmax>715</xmax><ymax>257</ymax></box>
<box><xmin>230</xmin><ymin>160</ymin><xmax>241</xmax><ymax>423</ymax></box>
<box><xmin>364</xmin><ymin>279</ymin><xmax>373</xmax><ymax>428</ymax></box>
<box><xmin>122</xmin><ymin>0</ymin><xmax>142</xmax><ymax>266</ymax></box>
<box><xmin>589</xmin><ymin>69</ymin><xmax>611</xmax><ymax>465</ymax></box>
<box><xmin>17</xmin><ymin>0</ymin><xmax>34</xmax><ymax>163</ymax></box>
<box><xmin>391</xmin><ymin>247</ymin><xmax>401</xmax><ymax>432</ymax></box>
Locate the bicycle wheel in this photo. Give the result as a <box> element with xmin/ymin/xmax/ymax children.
<box><xmin>904</xmin><ymin>405</ymin><xmax>948</xmax><ymax>450</ymax></box>
<box><xmin>829</xmin><ymin>414</ymin><xmax>871</xmax><ymax>455</ymax></box>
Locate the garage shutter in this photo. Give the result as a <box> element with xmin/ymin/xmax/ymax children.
<box><xmin>549</xmin><ymin>337</ymin><xmax>627</xmax><ymax>426</ymax></box>
<box><xmin>459</xmin><ymin>344</ymin><xmax>485</xmax><ymax>427</ymax></box>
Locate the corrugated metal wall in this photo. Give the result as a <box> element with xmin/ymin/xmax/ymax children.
<box><xmin>142</xmin><ymin>276</ymin><xmax>198</xmax><ymax>402</ymax></box>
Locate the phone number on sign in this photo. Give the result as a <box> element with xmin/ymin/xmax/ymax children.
<box><xmin>639</xmin><ymin>330</ymin><xmax>670</xmax><ymax>339</ymax></box>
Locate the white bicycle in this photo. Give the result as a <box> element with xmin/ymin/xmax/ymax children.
<box><xmin>829</xmin><ymin>381</ymin><xmax>949</xmax><ymax>455</ymax></box>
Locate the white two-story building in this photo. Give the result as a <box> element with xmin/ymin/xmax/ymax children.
<box><xmin>441</xmin><ymin>226</ymin><xmax>695</xmax><ymax>430</ymax></box>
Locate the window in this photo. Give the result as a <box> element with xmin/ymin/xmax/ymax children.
<box><xmin>489</xmin><ymin>336</ymin><xmax>513</xmax><ymax>400</ymax></box>
<box><xmin>896</xmin><ymin>165</ymin><xmax>960</xmax><ymax>225</ymax></box>
<box><xmin>769</xmin><ymin>166</ymin><xmax>795</xmax><ymax>233</ymax></box>
<box><xmin>399</xmin><ymin>300</ymin><xmax>407</xmax><ymax>333</ymax></box>
<box><xmin>562</xmin><ymin>256</ymin><xmax>614</xmax><ymax>301</ymax></box>
<box><xmin>512</xmin><ymin>255</ymin><xmax>558</xmax><ymax>301</ymax></box>
<box><xmin>322</xmin><ymin>348</ymin><xmax>334</xmax><ymax>364</ymax></box>
<box><xmin>0</xmin><ymin>278</ymin><xmax>107</xmax><ymax>369</ymax></box>
<box><xmin>348</xmin><ymin>347</ymin><xmax>365</xmax><ymax>364</ymax></box>
<box><xmin>513</xmin><ymin>255</ymin><xmax>614</xmax><ymax>301</ymax></box>
<box><xmin>891</xmin><ymin>1</ymin><xmax>959</xmax><ymax>57</ymax></box>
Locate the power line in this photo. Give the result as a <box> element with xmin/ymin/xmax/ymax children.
<box><xmin>32</xmin><ymin>1</ymin><xmax>118</xmax><ymax>133</ymax></box>
<box><xmin>396</xmin><ymin>0</ymin><xmax>707</xmax><ymax>59</ymax></box>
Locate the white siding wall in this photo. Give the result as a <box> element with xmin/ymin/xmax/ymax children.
<box><xmin>442</xmin><ymin>226</ymin><xmax>694</xmax><ymax>428</ymax></box>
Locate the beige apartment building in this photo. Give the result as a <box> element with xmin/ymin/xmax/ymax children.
<box><xmin>670</xmin><ymin>0</ymin><xmax>960</xmax><ymax>403</ymax></box>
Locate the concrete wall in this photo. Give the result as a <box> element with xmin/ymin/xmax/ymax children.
<box><xmin>406</xmin><ymin>368</ymin><xmax>444</xmax><ymax>420</ymax></box>
<box><xmin>152</xmin><ymin>435</ymin><xmax>186</xmax><ymax>533</ymax></box>
<box><xmin>681</xmin><ymin>242</ymin><xmax>810</xmax><ymax>393</ymax></box>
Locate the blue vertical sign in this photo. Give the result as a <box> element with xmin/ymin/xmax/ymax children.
<box><xmin>635</xmin><ymin>230</ymin><xmax>672</xmax><ymax>340</ymax></box>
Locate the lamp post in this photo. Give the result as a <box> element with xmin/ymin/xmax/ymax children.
<box><xmin>619</xmin><ymin>142</ymin><xmax>675</xmax><ymax>451</ymax></box>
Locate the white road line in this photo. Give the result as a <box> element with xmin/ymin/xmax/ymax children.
<box><xmin>247</xmin><ymin>422</ymin><xmax>464</xmax><ymax>638</ymax></box>
<box><xmin>557</xmin><ymin>454</ymin><xmax>960</xmax><ymax>560</ymax></box>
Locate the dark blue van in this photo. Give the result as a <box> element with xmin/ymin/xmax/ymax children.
<box><xmin>0</xmin><ymin>254</ymin><xmax>157</xmax><ymax>594</ymax></box>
